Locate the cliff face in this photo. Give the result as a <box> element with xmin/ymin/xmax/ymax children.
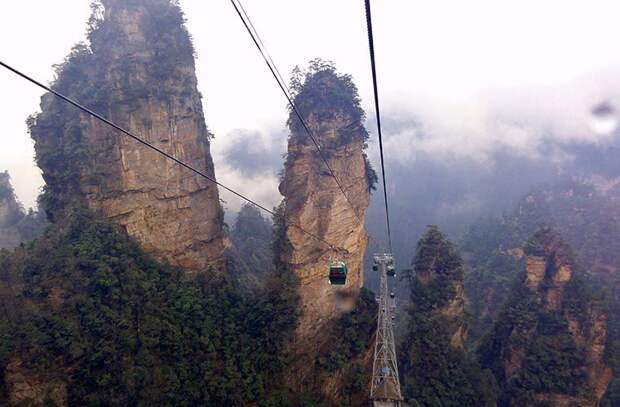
<box><xmin>478</xmin><ymin>227</ymin><xmax>612</xmax><ymax>406</ymax></box>
<box><xmin>277</xmin><ymin>61</ymin><xmax>373</xmax><ymax>398</ymax></box>
<box><xmin>279</xmin><ymin>112</ymin><xmax>369</xmax><ymax>334</ymax></box>
<box><xmin>29</xmin><ymin>0</ymin><xmax>225</xmax><ymax>276</ymax></box>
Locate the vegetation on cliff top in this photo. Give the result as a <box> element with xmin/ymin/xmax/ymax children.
<box><xmin>461</xmin><ymin>180</ymin><xmax>620</xmax><ymax>402</ymax></box>
<box><xmin>288</xmin><ymin>59</ymin><xmax>366</xmax><ymax>141</ymax></box>
<box><xmin>287</xmin><ymin>59</ymin><xmax>378</xmax><ymax>192</ymax></box>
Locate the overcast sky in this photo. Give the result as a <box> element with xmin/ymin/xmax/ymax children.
<box><xmin>1</xmin><ymin>0</ymin><xmax>620</xmax><ymax>211</ymax></box>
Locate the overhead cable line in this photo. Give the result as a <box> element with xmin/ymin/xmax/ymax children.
<box><xmin>0</xmin><ymin>60</ymin><xmax>338</xmax><ymax>251</ymax></box>
<box><xmin>236</xmin><ymin>0</ymin><xmax>292</xmax><ymax>99</ymax></box>
<box><xmin>230</xmin><ymin>0</ymin><xmax>364</xmax><ymax>226</ymax></box>
<box><xmin>364</xmin><ymin>0</ymin><xmax>393</xmax><ymax>252</ymax></box>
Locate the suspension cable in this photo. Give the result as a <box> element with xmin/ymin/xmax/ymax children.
<box><xmin>364</xmin><ymin>0</ymin><xmax>393</xmax><ymax>252</ymax></box>
<box><xmin>0</xmin><ymin>60</ymin><xmax>339</xmax><ymax>252</ymax></box>
<box><xmin>230</xmin><ymin>0</ymin><xmax>364</xmax><ymax>225</ymax></box>
<box><xmin>236</xmin><ymin>0</ymin><xmax>292</xmax><ymax>100</ymax></box>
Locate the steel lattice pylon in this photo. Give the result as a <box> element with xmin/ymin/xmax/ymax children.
<box><xmin>370</xmin><ymin>253</ymin><xmax>403</xmax><ymax>405</ymax></box>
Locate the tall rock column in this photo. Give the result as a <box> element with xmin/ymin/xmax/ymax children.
<box><xmin>398</xmin><ymin>226</ymin><xmax>496</xmax><ymax>406</ymax></box>
<box><xmin>410</xmin><ymin>225</ymin><xmax>467</xmax><ymax>348</ymax></box>
<box><xmin>278</xmin><ymin>61</ymin><xmax>373</xmax><ymax>389</ymax></box>
<box><xmin>29</xmin><ymin>0</ymin><xmax>225</xmax><ymax>276</ymax></box>
<box><xmin>478</xmin><ymin>227</ymin><xmax>612</xmax><ymax>406</ymax></box>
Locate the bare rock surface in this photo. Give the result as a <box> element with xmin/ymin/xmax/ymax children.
<box><xmin>29</xmin><ymin>0</ymin><xmax>225</xmax><ymax>275</ymax></box>
<box><xmin>277</xmin><ymin>62</ymin><xmax>372</xmax><ymax>400</ymax></box>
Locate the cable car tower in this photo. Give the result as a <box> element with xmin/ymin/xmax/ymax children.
<box><xmin>370</xmin><ymin>253</ymin><xmax>403</xmax><ymax>406</ymax></box>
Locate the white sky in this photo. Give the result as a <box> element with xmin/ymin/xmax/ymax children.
<box><xmin>1</xmin><ymin>0</ymin><xmax>620</xmax><ymax>210</ymax></box>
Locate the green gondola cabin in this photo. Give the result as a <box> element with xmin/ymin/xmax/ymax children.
<box><xmin>329</xmin><ymin>261</ymin><xmax>348</xmax><ymax>285</ymax></box>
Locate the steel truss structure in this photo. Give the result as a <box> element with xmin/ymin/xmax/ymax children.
<box><xmin>370</xmin><ymin>253</ymin><xmax>403</xmax><ymax>405</ymax></box>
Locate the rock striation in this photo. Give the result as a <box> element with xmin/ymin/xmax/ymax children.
<box><xmin>478</xmin><ymin>227</ymin><xmax>612</xmax><ymax>406</ymax></box>
<box><xmin>277</xmin><ymin>60</ymin><xmax>373</xmax><ymax>397</ymax></box>
<box><xmin>29</xmin><ymin>0</ymin><xmax>225</xmax><ymax>276</ymax></box>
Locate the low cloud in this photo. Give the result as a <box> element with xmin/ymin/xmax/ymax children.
<box><xmin>212</xmin><ymin>127</ymin><xmax>287</xmax><ymax>213</ymax></box>
<box><xmin>375</xmin><ymin>66</ymin><xmax>620</xmax><ymax>168</ymax></box>
<box><xmin>216</xmin><ymin>163</ymin><xmax>281</xmax><ymax>214</ymax></box>
<box><xmin>217</xmin><ymin>128</ymin><xmax>286</xmax><ymax>177</ymax></box>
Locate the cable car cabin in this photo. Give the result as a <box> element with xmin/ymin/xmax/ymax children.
<box><xmin>329</xmin><ymin>261</ymin><xmax>348</xmax><ymax>285</ymax></box>
<box><xmin>386</xmin><ymin>265</ymin><xmax>396</xmax><ymax>277</ymax></box>
<box><xmin>390</xmin><ymin>292</ymin><xmax>395</xmax><ymax>299</ymax></box>
<box><xmin>372</xmin><ymin>264</ymin><xmax>379</xmax><ymax>272</ymax></box>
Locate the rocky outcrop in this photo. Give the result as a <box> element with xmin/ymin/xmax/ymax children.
<box><xmin>5</xmin><ymin>358</ymin><xmax>67</xmax><ymax>406</ymax></box>
<box><xmin>279</xmin><ymin>113</ymin><xmax>369</xmax><ymax>335</ymax></box>
<box><xmin>478</xmin><ymin>227</ymin><xmax>612</xmax><ymax>406</ymax></box>
<box><xmin>277</xmin><ymin>61</ymin><xmax>372</xmax><ymax>398</ymax></box>
<box><xmin>447</xmin><ymin>283</ymin><xmax>468</xmax><ymax>348</ymax></box>
<box><xmin>399</xmin><ymin>226</ymin><xmax>496</xmax><ymax>406</ymax></box>
<box><xmin>0</xmin><ymin>172</ymin><xmax>22</xmax><ymax>249</ymax></box>
<box><xmin>464</xmin><ymin>177</ymin><xmax>620</xmax><ymax>343</ymax></box>
<box><xmin>412</xmin><ymin>225</ymin><xmax>468</xmax><ymax>347</ymax></box>
<box><xmin>523</xmin><ymin>230</ymin><xmax>575</xmax><ymax>312</ymax></box>
<box><xmin>228</xmin><ymin>204</ymin><xmax>275</xmax><ymax>290</ymax></box>
<box><xmin>29</xmin><ymin>0</ymin><xmax>225</xmax><ymax>276</ymax></box>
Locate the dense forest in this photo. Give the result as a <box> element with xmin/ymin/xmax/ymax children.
<box><xmin>0</xmin><ymin>209</ymin><xmax>301</xmax><ymax>405</ymax></box>
<box><xmin>461</xmin><ymin>180</ymin><xmax>620</xmax><ymax>405</ymax></box>
<box><xmin>2</xmin><ymin>0</ymin><xmax>620</xmax><ymax>405</ymax></box>
<box><xmin>398</xmin><ymin>224</ymin><xmax>615</xmax><ymax>406</ymax></box>
<box><xmin>477</xmin><ymin>227</ymin><xmax>611</xmax><ymax>406</ymax></box>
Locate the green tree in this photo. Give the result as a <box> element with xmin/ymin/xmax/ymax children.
<box><xmin>228</xmin><ymin>204</ymin><xmax>276</xmax><ymax>291</ymax></box>
<box><xmin>287</xmin><ymin>59</ymin><xmax>378</xmax><ymax>192</ymax></box>
<box><xmin>0</xmin><ymin>210</ymin><xmax>299</xmax><ymax>405</ymax></box>
<box><xmin>477</xmin><ymin>228</ymin><xmax>605</xmax><ymax>406</ymax></box>
<box><xmin>400</xmin><ymin>226</ymin><xmax>497</xmax><ymax>406</ymax></box>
